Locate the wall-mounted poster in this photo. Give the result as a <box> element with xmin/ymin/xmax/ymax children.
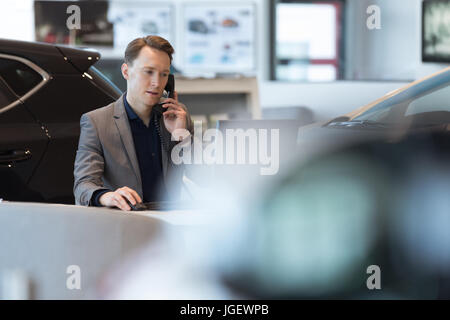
<box><xmin>108</xmin><ymin>2</ymin><xmax>173</xmax><ymax>54</ymax></box>
<box><xmin>422</xmin><ymin>0</ymin><xmax>450</xmax><ymax>62</ymax></box>
<box><xmin>182</xmin><ymin>3</ymin><xmax>256</xmax><ymax>73</ymax></box>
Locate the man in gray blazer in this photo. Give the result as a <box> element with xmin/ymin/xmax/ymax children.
<box><xmin>74</xmin><ymin>36</ymin><xmax>193</xmax><ymax>210</ymax></box>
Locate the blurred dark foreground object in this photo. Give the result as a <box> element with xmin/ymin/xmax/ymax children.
<box><xmin>218</xmin><ymin>129</ymin><xmax>450</xmax><ymax>299</ymax></box>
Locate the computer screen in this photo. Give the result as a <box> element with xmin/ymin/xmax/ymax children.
<box><xmin>212</xmin><ymin>119</ymin><xmax>302</xmax><ymax>191</ymax></box>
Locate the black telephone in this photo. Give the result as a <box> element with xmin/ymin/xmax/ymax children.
<box><xmin>153</xmin><ymin>74</ymin><xmax>175</xmax><ymax>115</ymax></box>
<box><xmin>153</xmin><ymin>74</ymin><xmax>175</xmax><ymax>151</ymax></box>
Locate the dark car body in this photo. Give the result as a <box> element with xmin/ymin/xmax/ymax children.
<box><xmin>224</xmin><ymin>68</ymin><xmax>450</xmax><ymax>299</ymax></box>
<box><xmin>0</xmin><ymin>39</ymin><xmax>121</xmax><ymax>204</ymax></box>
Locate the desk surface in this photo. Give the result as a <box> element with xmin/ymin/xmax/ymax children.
<box><xmin>133</xmin><ymin>210</ymin><xmax>217</xmax><ymax>226</ymax></box>
<box><xmin>0</xmin><ymin>201</ymin><xmax>218</xmax><ymax>227</ymax></box>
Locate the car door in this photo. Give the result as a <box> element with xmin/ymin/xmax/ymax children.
<box><xmin>22</xmin><ymin>66</ymin><xmax>120</xmax><ymax>204</ymax></box>
<box><xmin>0</xmin><ymin>55</ymin><xmax>49</xmax><ymax>202</ymax></box>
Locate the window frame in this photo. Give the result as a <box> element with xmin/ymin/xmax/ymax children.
<box><xmin>0</xmin><ymin>53</ymin><xmax>50</xmax><ymax>114</ymax></box>
<box><xmin>270</xmin><ymin>0</ymin><xmax>346</xmax><ymax>82</ymax></box>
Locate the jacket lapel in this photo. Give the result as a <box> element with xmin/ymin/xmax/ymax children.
<box><xmin>113</xmin><ymin>95</ymin><xmax>142</xmax><ymax>188</ymax></box>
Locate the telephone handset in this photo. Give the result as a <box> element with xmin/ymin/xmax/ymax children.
<box><xmin>153</xmin><ymin>74</ymin><xmax>175</xmax><ymax>115</ymax></box>
<box><xmin>153</xmin><ymin>74</ymin><xmax>175</xmax><ymax>151</ymax></box>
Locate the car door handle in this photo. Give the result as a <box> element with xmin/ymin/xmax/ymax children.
<box><xmin>0</xmin><ymin>149</ymin><xmax>32</xmax><ymax>166</ymax></box>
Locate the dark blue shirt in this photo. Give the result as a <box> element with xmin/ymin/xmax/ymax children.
<box><xmin>91</xmin><ymin>94</ymin><xmax>166</xmax><ymax>205</ymax></box>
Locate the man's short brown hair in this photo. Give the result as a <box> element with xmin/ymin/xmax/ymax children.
<box><xmin>124</xmin><ymin>35</ymin><xmax>174</xmax><ymax>65</ymax></box>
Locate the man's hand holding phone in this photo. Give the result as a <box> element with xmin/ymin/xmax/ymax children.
<box><xmin>99</xmin><ymin>186</ymin><xmax>142</xmax><ymax>211</ymax></box>
<box><xmin>161</xmin><ymin>91</ymin><xmax>188</xmax><ymax>138</ymax></box>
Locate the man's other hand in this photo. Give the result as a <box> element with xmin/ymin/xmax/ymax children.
<box><xmin>99</xmin><ymin>186</ymin><xmax>142</xmax><ymax>211</ymax></box>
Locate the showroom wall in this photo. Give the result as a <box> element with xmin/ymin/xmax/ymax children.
<box><xmin>345</xmin><ymin>0</ymin><xmax>448</xmax><ymax>80</ymax></box>
<box><xmin>1</xmin><ymin>0</ymin><xmax>449</xmax><ymax>120</ymax></box>
<box><xmin>0</xmin><ymin>1</ymin><xmax>34</xmax><ymax>41</ymax></box>
<box><xmin>260</xmin><ymin>0</ymin><xmax>449</xmax><ymax>120</ymax></box>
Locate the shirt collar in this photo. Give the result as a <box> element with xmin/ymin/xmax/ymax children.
<box><xmin>123</xmin><ymin>92</ymin><xmax>139</xmax><ymax>121</ymax></box>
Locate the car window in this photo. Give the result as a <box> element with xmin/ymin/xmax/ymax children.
<box><xmin>406</xmin><ymin>83</ymin><xmax>450</xmax><ymax>116</ymax></box>
<box><xmin>87</xmin><ymin>66</ymin><xmax>122</xmax><ymax>98</ymax></box>
<box><xmin>0</xmin><ymin>57</ymin><xmax>43</xmax><ymax>97</ymax></box>
<box><xmin>354</xmin><ymin>73</ymin><xmax>450</xmax><ymax>125</ymax></box>
<box><xmin>0</xmin><ymin>76</ymin><xmax>18</xmax><ymax>109</ymax></box>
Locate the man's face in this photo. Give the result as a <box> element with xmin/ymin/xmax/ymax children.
<box><xmin>122</xmin><ymin>46</ymin><xmax>171</xmax><ymax>107</ymax></box>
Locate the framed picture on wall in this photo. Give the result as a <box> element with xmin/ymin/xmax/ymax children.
<box><xmin>108</xmin><ymin>1</ymin><xmax>174</xmax><ymax>55</ymax></box>
<box><xmin>182</xmin><ymin>2</ymin><xmax>256</xmax><ymax>74</ymax></box>
<box><xmin>422</xmin><ymin>0</ymin><xmax>450</xmax><ymax>63</ymax></box>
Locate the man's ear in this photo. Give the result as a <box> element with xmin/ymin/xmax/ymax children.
<box><xmin>121</xmin><ymin>63</ymin><xmax>129</xmax><ymax>80</ymax></box>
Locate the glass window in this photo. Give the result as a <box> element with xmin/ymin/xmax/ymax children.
<box><xmin>355</xmin><ymin>77</ymin><xmax>450</xmax><ymax>126</ymax></box>
<box><xmin>0</xmin><ymin>58</ymin><xmax>43</xmax><ymax>97</ymax></box>
<box><xmin>0</xmin><ymin>76</ymin><xmax>18</xmax><ymax>109</ymax></box>
<box><xmin>406</xmin><ymin>84</ymin><xmax>450</xmax><ymax>116</ymax></box>
<box><xmin>87</xmin><ymin>66</ymin><xmax>123</xmax><ymax>97</ymax></box>
<box><xmin>272</xmin><ymin>0</ymin><xmax>344</xmax><ymax>82</ymax></box>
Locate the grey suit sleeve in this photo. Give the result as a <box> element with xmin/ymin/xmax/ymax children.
<box><xmin>73</xmin><ymin>113</ymin><xmax>107</xmax><ymax>206</ymax></box>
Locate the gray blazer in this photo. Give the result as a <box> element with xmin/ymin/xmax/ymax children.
<box><xmin>73</xmin><ymin>93</ymin><xmax>193</xmax><ymax>206</ymax></box>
